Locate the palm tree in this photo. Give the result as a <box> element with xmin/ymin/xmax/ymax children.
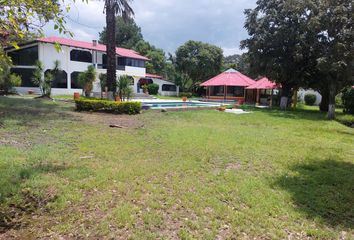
<box><xmin>104</xmin><ymin>0</ymin><xmax>134</xmax><ymax>96</ymax></box>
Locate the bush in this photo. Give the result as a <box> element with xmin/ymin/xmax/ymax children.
<box><xmin>342</xmin><ymin>87</ymin><xmax>354</xmax><ymax>114</ymax></box>
<box><xmin>335</xmin><ymin>93</ymin><xmax>344</xmax><ymax>108</ymax></box>
<box><xmin>75</xmin><ymin>99</ymin><xmax>141</xmax><ymax>115</ymax></box>
<box><xmin>147</xmin><ymin>83</ymin><xmax>159</xmax><ymax>95</ymax></box>
<box><xmin>304</xmin><ymin>94</ymin><xmax>317</xmax><ymax>106</ymax></box>
<box><xmin>180</xmin><ymin>92</ymin><xmax>193</xmax><ymax>98</ymax></box>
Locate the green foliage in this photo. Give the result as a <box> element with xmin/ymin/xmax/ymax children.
<box><xmin>117</xmin><ymin>75</ymin><xmax>133</xmax><ymax>101</ymax></box>
<box><xmin>173</xmin><ymin>72</ymin><xmax>193</xmax><ymax>92</ymax></box>
<box><xmin>179</xmin><ymin>92</ymin><xmax>193</xmax><ymax>98</ymax></box>
<box><xmin>342</xmin><ymin>87</ymin><xmax>354</xmax><ymax>114</ymax></box>
<box><xmin>147</xmin><ymin>83</ymin><xmax>159</xmax><ymax>95</ymax></box>
<box><xmin>99</xmin><ymin>16</ymin><xmax>143</xmax><ymax>49</ymax></box>
<box><xmin>223</xmin><ymin>53</ymin><xmax>254</xmax><ymax>78</ymax></box>
<box><xmin>304</xmin><ymin>94</ymin><xmax>317</xmax><ymax>106</ymax></box>
<box><xmin>79</xmin><ymin>66</ymin><xmax>97</xmax><ymax>97</ymax></box>
<box><xmin>242</xmin><ymin>0</ymin><xmax>314</xmax><ymax>102</ymax></box>
<box><xmin>0</xmin><ymin>61</ymin><xmax>21</xmax><ymax>94</ymax></box>
<box><xmin>32</xmin><ymin>60</ymin><xmax>55</xmax><ymax>97</ymax></box>
<box><xmin>335</xmin><ymin>94</ymin><xmax>343</xmax><ymax>108</ymax></box>
<box><xmin>99</xmin><ymin>73</ymin><xmax>107</xmax><ymax>91</ymax></box>
<box><xmin>99</xmin><ymin>73</ymin><xmax>107</xmax><ymax>98</ymax></box>
<box><xmin>0</xmin><ymin>0</ymin><xmax>79</xmax><ymax>60</ymax></box>
<box><xmin>134</xmin><ymin>40</ymin><xmax>166</xmax><ymax>75</ymax></box>
<box><xmin>242</xmin><ymin>0</ymin><xmax>353</xmax><ymax>116</ymax></box>
<box><xmin>75</xmin><ymin>99</ymin><xmax>141</xmax><ymax>115</ymax></box>
<box><xmin>175</xmin><ymin>40</ymin><xmax>223</xmax><ymax>88</ymax></box>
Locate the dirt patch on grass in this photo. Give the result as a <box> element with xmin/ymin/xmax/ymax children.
<box><xmin>69</xmin><ymin>111</ymin><xmax>145</xmax><ymax>129</ymax></box>
<box><xmin>0</xmin><ymin>187</ymin><xmax>58</xmax><ymax>234</ymax></box>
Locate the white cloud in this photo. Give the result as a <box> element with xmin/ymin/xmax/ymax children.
<box><xmin>43</xmin><ymin>0</ymin><xmax>257</xmax><ymax>55</ymax></box>
<box><xmin>223</xmin><ymin>47</ymin><xmax>245</xmax><ymax>56</ymax></box>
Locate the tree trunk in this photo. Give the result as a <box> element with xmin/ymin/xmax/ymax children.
<box><xmin>327</xmin><ymin>82</ymin><xmax>336</xmax><ymax>120</ymax></box>
<box><xmin>106</xmin><ymin>3</ymin><xmax>117</xmax><ymax>94</ymax></box>
<box><xmin>319</xmin><ymin>87</ymin><xmax>329</xmax><ymax>112</ymax></box>
<box><xmin>280</xmin><ymin>85</ymin><xmax>292</xmax><ymax>110</ymax></box>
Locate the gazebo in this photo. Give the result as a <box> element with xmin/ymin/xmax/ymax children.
<box><xmin>200</xmin><ymin>69</ymin><xmax>256</xmax><ymax>103</ymax></box>
<box><xmin>245</xmin><ymin>77</ymin><xmax>278</xmax><ymax>106</ymax></box>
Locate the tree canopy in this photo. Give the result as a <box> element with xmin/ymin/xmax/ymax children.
<box><xmin>133</xmin><ymin>40</ymin><xmax>166</xmax><ymax>75</ymax></box>
<box><xmin>241</xmin><ymin>0</ymin><xmax>353</xmax><ymax>116</ymax></box>
<box><xmin>99</xmin><ymin>16</ymin><xmax>143</xmax><ymax>49</ymax></box>
<box><xmin>175</xmin><ymin>40</ymin><xmax>223</xmax><ymax>88</ymax></box>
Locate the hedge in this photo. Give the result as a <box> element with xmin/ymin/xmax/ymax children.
<box><xmin>342</xmin><ymin>87</ymin><xmax>354</xmax><ymax>114</ymax></box>
<box><xmin>304</xmin><ymin>94</ymin><xmax>317</xmax><ymax>106</ymax></box>
<box><xmin>180</xmin><ymin>92</ymin><xmax>193</xmax><ymax>98</ymax></box>
<box><xmin>75</xmin><ymin>99</ymin><xmax>141</xmax><ymax>115</ymax></box>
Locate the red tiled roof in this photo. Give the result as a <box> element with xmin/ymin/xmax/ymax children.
<box><xmin>246</xmin><ymin>77</ymin><xmax>278</xmax><ymax>90</ymax></box>
<box><xmin>38</xmin><ymin>36</ymin><xmax>149</xmax><ymax>61</ymax></box>
<box><xmin>145</xmin><ymin>73</ymin><xmax>163</xmax><ymax>79</ymax></box>
<box><xmin>200</xmin><ymin>69</ymin><xmax>255</xmax><ymax>87</ymax></box>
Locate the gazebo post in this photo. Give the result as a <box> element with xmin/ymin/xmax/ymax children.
<box><xmin>256</xmin><ymin>89</ymin><xmax>260</xmax><ymax>106</ymax></box>
<box><xmin>224</xmin><ymin>85</ymin><xmax>226</xmax><ymax>101</ymax></box>
<box><xmin>270</xmin><ymin>89</ymin><xmax>274</xmax><ymax>107</ymax></box>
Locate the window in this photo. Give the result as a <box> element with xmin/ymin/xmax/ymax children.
<box><xmin>117</xmin><ymin>57</ymin><xmax>145</xmax><ymax>68</ymax></box>
<box><xmin>234</xmin><ymin>87</ymin><xmax>244</xmax><ymax>97</ymax></box>
<box><xmin>45</xmin><ymin>70</ymin><xmax>67</xmax><ymax>88</ymax></box>
<box><xmin>70</xmin><ymin>50</ymin><xmax>92</xmax><ymax>63</ymax></box>
<box><xmin>10</xmin><ymin>68</ymin><xmax>37</xmax><ymax>87</ymax></box>
<box><xmin>8</xmin><ymin>46</ymin><xmax>38</xmax><ymax>66</ymax></box>
<box><xmin>71</xmin><ymin>72</ymin><xmax>84</xmax><ymax>89</ymax></box>
<box><xmin>162</xmin><ymin>84</ymin><xmax>177</xmax><ymax>92</ymax></box>
<box><xmin>117</xmin><ymin>57</ymin><xmax>125</xmax><ymax>66</ymax></box>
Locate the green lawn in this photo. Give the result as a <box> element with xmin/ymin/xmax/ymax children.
<box><xmin>0</xmin><ymin>96</ymin><xmax>353</xmax><ymax>239</ymax></box>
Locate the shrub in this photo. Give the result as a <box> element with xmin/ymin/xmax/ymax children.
<box><xmin>147</xmin><ymin>83</ymin><xmax>159</xmax><ymax>95</ymax></box>
<box><xmin>335</xmin><ymin>93</ymin><xmax>344</xmax><ymax>108</ymax></box>
<box><xmin>79</xmin><ymin>65</ymin><xmax>97</xmax><ymax>97</ymax></box>
<box><xmin>180</xmin><ymin>92</ymin><xmax>193</xmax><ymax>98</ymax></box>
<box><xmin>117</xmin><ymin>75</ymin><xmax>134</xmax><ymax>101</ymax></box>
<box><xmin>304</xmin><ymin>94</ymin><xmax>317</xmax><ymax>106</ymax></box>
<box><xmin>32</xmin><ymin>60</ymin><xmax>61</xmax><ymax>97</ymax></box>
<box><xmin>342</xmin><ymin>87</ymin><xmax>354</xmax><ymax>114</ymax></box>
<box><xmin>75</xmin><ymin>99</ymin><xmax>141</xmax><ymax>115</ymax></box>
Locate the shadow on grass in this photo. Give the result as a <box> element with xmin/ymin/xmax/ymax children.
<box><xmin>275</xmin><ymin>160</ymin><xmax>354</xmax><ymax>228</ymax></box>
<box><xmin>0</xmin><ymin>97</ymin><xmax>77</xmax><ymax>127</ymax></box>
<box><xmin>0</xmin><ymin>161</ymin><xmax>74</xmax><ymax>232</ymax></box>
<box><xmin>242</xmin><ymin>105</ymin><xmax>328</xmax><ymax>121</ymax></box>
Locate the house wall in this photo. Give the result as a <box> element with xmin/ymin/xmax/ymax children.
<box><xmin>10</xmin><ymin>42</ymin><xmax>146</xmax><ymax>96</ymax></box>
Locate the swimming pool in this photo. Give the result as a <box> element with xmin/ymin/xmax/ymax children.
<box><xmin>142</xmin><ymin>101</ymin><xmax>222</xmax><ymax>109</ymax></box>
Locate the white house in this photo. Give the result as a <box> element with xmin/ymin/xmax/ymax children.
<box><xmin>5</xmin><ymin>36</ymin><xmax>179</xmax><ymax>96</ymax></box>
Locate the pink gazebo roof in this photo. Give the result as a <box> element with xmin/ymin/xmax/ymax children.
<box><xmin>246</xmin><ymin>77</ymin><xmax>278</xmax><ymax>90</ymax></box>
<box><xmin>200</xmin><ymin>69</ymin><xmax>256</xmax><ymax>87</ymax></box>
<box><xmin>38</xmin><ymin>36</ymin><xmax>149</xmax><ymax>61</ymax></box>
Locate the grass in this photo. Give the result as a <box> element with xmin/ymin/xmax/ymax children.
<box><xmin>0</xmin><ymin>96</ymin><xmax>353</xmax><ymax>239</ymax></box>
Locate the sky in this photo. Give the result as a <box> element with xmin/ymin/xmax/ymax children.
<box><xmin>44</xmin><ymin>0</ymin><xmax>257</xmax><ymax>56</ymax></box>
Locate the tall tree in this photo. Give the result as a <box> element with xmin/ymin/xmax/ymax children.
<box><xmin>175</xmin><ymin>40</ymin><xmax>223</xmax><ymax>90</ymax></box>
<box><xmin>310</xmin><ymin>0</ymin><xmax>354</xmax><ymax>119</ymax></box>
<box><xmin>241</xmin><ymin>0</ymin><xmax>315</xmax><ymax>110</ymax></box>
<box><xmin>0</xmin><ymin>0</ymin><xmax>78</xmax><ymax>65</ymax></box>
<box><xmin>99</xmin><ymin>16</ymin><xmax>143</xmax><ymax>49</ymax></box>
<box><xmin>134</xmin><ymin>40</ymin><xmax>166</xmax><ymax>75</ymax></box>
<box><xmin>104</xmin><ymin>0</ymin><xmax>134</xmax><ymax>94</ymax></box>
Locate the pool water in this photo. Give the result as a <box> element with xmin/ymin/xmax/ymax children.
<box><xmin>142</xmin><ymin>101</ymin><xmax>221</xmax><ymax>109</ymax></box>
